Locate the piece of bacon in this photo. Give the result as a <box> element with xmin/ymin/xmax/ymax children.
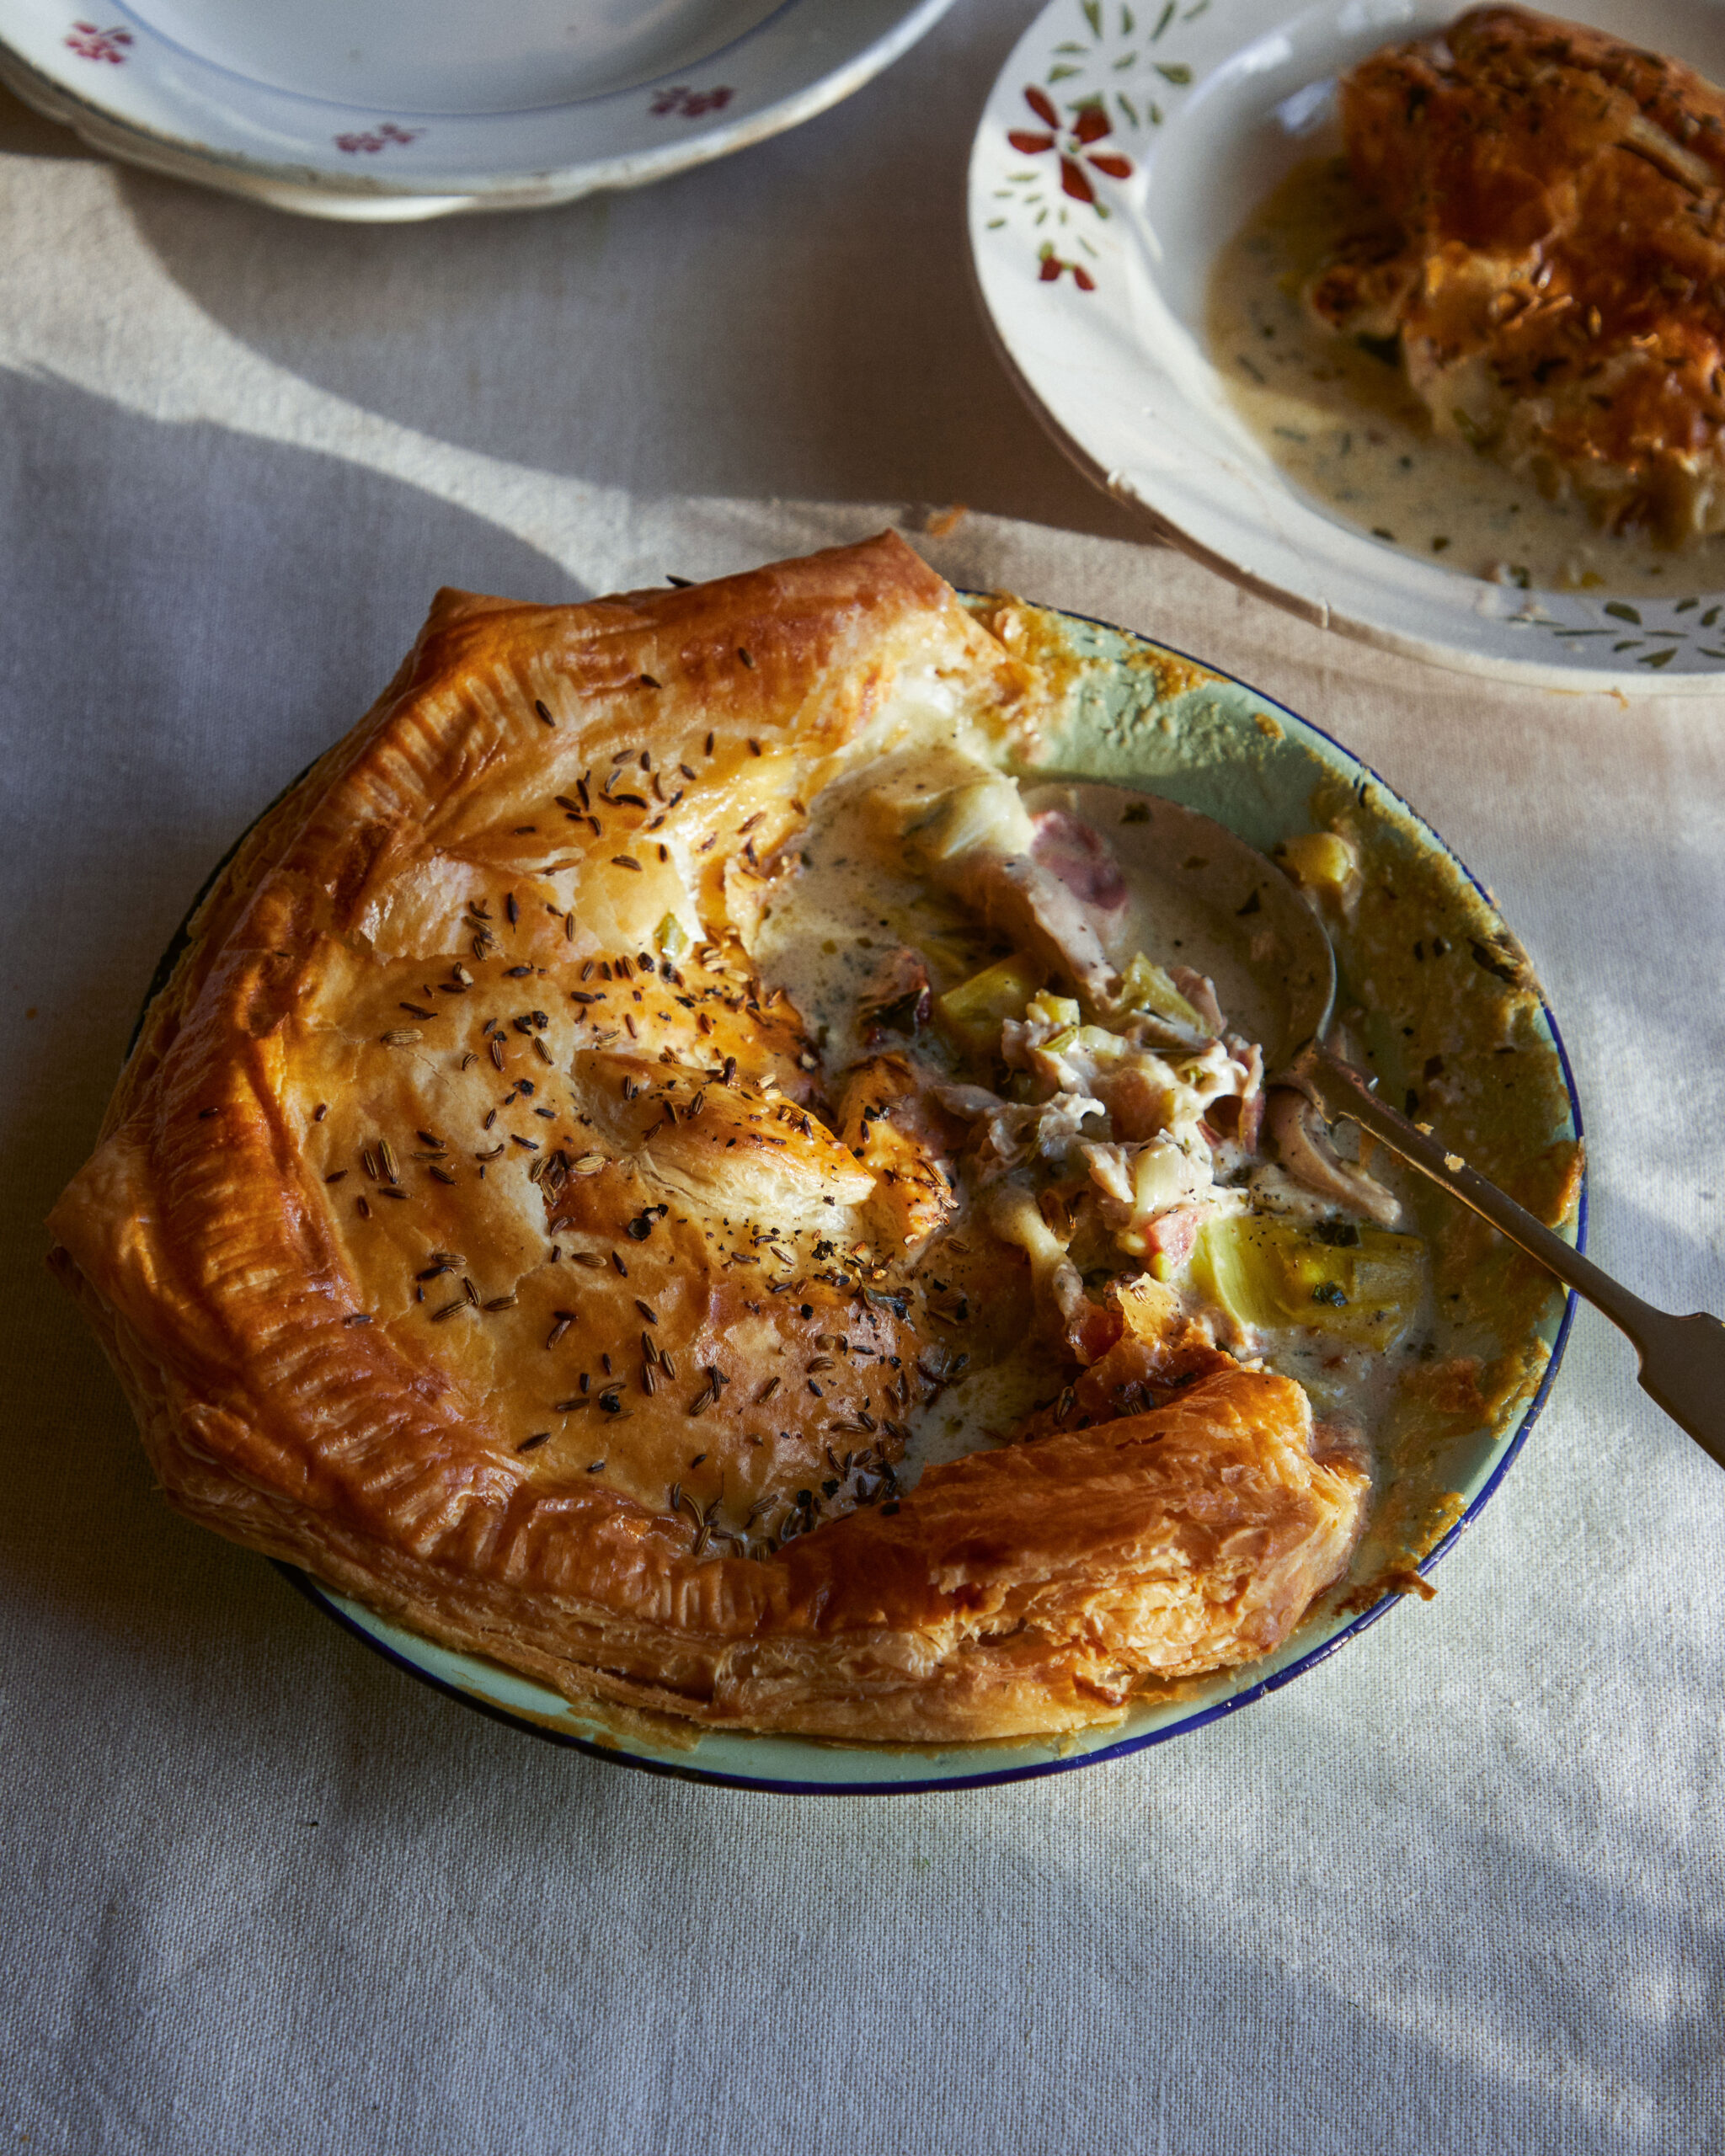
<box><xmin>1141</xmin><ymin>1203</ymin><xmax>1204</xmax><ymax>1273</ymax></box>
<box><xmin>1029</xmin><ymin>808</ymin><xmax>1130</xmax><ymax>921</ymax></box>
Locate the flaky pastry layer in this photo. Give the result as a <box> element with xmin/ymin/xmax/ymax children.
<box><xmin>49</xmin><ymin>534</ymin><xmax>1367</xmax><ymax>1743</ymax></box>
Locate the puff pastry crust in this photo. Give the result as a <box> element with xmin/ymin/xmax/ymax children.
<box><xmin>1313</xmin><ymin>7</ymin><xmax>1725</xmax><ymax>542</ymax></box>
<box><xmin>48</xmin><ymin>534</ymin><xmax>1367</xmax><ymax>1743</ymax></box>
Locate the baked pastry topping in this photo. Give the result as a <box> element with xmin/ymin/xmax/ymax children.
<box><xmin>50</xmin><ymin>534</ymin><xmax>1416</xmax><ymax>1744</ymax></box>
<box><xmin>1308</xmin><ymin>8</ymin><xmax>1725</xmax><ymax>544</ymax></box>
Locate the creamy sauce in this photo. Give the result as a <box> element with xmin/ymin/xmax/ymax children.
<box><xmin>751</xmin><ymin>743</ymin><xmax>1007</xmax><ymax>1071</ymax></box>
<box><xmin>1250</xmin><ymin>1182</ymin><xmax>1434</xmax><ymax>1440</ymax></box>
<box><xmin>1207</xmin><ymin>154</ymin><xmax>1725</xmax><ymax>597</ymax></box>
<box><xmin>902</xmin><ymin>1338</ymin><xmax>1044</xmax><ymax>1473</ymax></box>
<box><xmin>1022</xmin><ymin>782</ymin><xmax>1291</xmax><ymax>1058</ymax></box>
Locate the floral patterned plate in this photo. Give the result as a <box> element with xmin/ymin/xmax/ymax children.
<box><xmin>0</xmin><ymin>0</ymin><xmax>955</xmax><ymax>220</ymax></box>
<box><xmin>968</xmin><ymin>0</ymin><xmax>1725</xmax><ymax>692</ymax></box>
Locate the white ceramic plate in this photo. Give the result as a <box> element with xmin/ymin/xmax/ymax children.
<box><xmin>969</xmin><ymin>0</ymin><xmax>1725</xmax><ymax>692</ymax></box>
<box><xmin>0</xmin><ymin>0</ymin><xmax>955</xmax><ymax>220</ymax></box>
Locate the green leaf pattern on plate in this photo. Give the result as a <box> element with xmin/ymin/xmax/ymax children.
<box><xmin>987</xmin><ymin>0</ymin><xmax>1203</xmax><ymax>286</ymax></box>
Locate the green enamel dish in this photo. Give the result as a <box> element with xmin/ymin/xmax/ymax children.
<box><xmin>136</xmin><ymin>595</ymin><xmax>1584</xmax><ymax>1792</ymax></box>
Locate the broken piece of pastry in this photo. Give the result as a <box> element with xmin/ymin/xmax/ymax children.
<box><xmin>1309</xmin><ymin>7</ymin><xmax>1725</xmax><ymax>543</ymax></box>
<box><xmin>47</xmin><ymin>533</ymin><xmax>1418</xmax><ymax>1743</ymax></box>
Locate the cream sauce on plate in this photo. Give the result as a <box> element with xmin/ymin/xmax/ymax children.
<box><xmin>1208</xmin><ymin>155</ymin><xmax>1725</xmax><ymax>600</ymax></box>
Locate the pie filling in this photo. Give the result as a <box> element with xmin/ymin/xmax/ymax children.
<box><xmin>749</xmin><ymin>739</ymin><xmax>1428</xmax><ymax>1505</ymax></box>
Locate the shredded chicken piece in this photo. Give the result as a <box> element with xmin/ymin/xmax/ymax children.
<box><xmin>951</xmin><ymin>851</ymin><xmax>1117</xmax><ymax>1006</ymax></box>
<box><xmin>964</xmin><ymin>1091</ymin><xmax>1108</xmax><ymax>1187</ymax></box>
<box><xmin>908</xmin><ymin>781</ymin><xmax>1122</xmax><ymax>1004</ymax></box>
<box><xmin>1168</xmin><ymin>965</ymin><xmax>1225</xmax><ymax>1037</ymax></box>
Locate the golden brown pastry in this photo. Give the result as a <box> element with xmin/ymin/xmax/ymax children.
<box><xmin>1310</xmin><ymin>7</ymin><xmax>1725</xmax><ymax>542</ymax></box>
<box><xmin>47</xmin><ymin>533</ymin><xmax>1371</xmax><ymax>1743</ymax></box>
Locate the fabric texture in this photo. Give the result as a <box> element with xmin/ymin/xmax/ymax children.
<box><xmin>2</xmin><ymin>3</ymin><xmax>1721</xmax><ymax>2148</ymax></box>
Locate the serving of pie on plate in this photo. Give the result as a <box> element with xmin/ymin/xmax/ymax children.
<box><xmin>969</xmin><ymin>0</ymin><xmax>1725</xmax><ymax>690</ymax></box>
<box><xmin>1309</xmin><ymin>6</ymin><xmax>1725</xmax><ymax>547</ymax></box>
<box><xmin>47</xmin><ymin>535</ymin><xmax>1580</xmax><ymax>1757</ymax></box>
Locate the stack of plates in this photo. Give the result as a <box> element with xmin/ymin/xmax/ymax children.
<box><xmin>0</xmin><ymin>0</ymin><xmax>955</xmax><ymax>219</ymax></box>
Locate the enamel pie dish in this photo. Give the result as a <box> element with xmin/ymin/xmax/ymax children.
<box><xmin>49</xmin><ymin>536</ymin><xmax>1582</xmax><ymax>1790</ymax></box>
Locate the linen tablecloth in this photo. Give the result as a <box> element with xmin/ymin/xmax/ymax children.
<box><xmin>3</xmin><ymin>4</ymin><xmax>1721</xmax><ymax>2148</ymax></box>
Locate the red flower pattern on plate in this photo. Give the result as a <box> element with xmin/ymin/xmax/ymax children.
<box><xmin>334</xmin><ymin>123</ymin><xmax>423</xmax><ymax>155</ymax></box>
<box><xmin>1037</xmin><ymin>244</ymin><xmax>1094</xmax><ymax>291</ymax></box>
<box><xmin>649</xmin><ymin>85</ymin><xmax>734</xmax><ymax>120</ymax></box>
<box><xmin>1008</xmin><ymin>85</ymin><xmax>1132</xmax><ymax>205</ymax></box>
<box><xmin>65</xmin><ymin>21</ymin><xmax>131</xmax><ymax>63</ymax></box>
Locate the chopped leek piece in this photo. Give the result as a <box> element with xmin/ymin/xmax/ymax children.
<box><xmin>1119</xmin><ymin>953</ymin><xmax>1204</xmax><ymax>1031</ymax></box>
<box><xmin>936</xmin><ymin>953</ymin><xmax>1042</xmax><ymax>1053</ymax></box>
<box><xmin>654</xmin><ymin>912</ymin><xmax>689</xmax><ymax>958</ymax></box>
<box><xmin>1026</xmin><ymin>990</ymin><xmax>1081</xmax><ymax>1033</ymax></box>
<box><xmin>908</xmin><ymin>776</ymin><xmax>1035</xmax><ymax>862</ymax></box>
<box><xmin>1276</xmin><ymin>830</ymin><xmax>1359</xmax><ymax>898</ymax></box>
<box><xmin>1131</xmin><ymin>1139</ymin><xmax>1191</xmax><ymax>1218</ymax></box>
<box><xmin>1188</xmin><ymin>1214</ymin><xmax>1423</xmax><ymax>1349</ymax></box>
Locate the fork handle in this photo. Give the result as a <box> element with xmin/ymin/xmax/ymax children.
<box><xmin>1302</xmin><ymin>1044</ymin><xmax>1725</xmax><ymax>1471</ymax></box>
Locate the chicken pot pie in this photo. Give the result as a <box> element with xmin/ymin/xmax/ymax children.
<box><xmin>50</xmin><ymin>533</ymin><xmax>1425</xmax><ymax>1745</ymax></box>
<box><xmin>1309</xmin><ymin>7</ymin><xmax>1725</xmax><ymax>544</ymax></box>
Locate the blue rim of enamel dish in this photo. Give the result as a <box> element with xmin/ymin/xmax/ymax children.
<box><xmin>132</xmin><ymin>605</ymin><xmax>1584</xmax><ymax>1795</ymax></box>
